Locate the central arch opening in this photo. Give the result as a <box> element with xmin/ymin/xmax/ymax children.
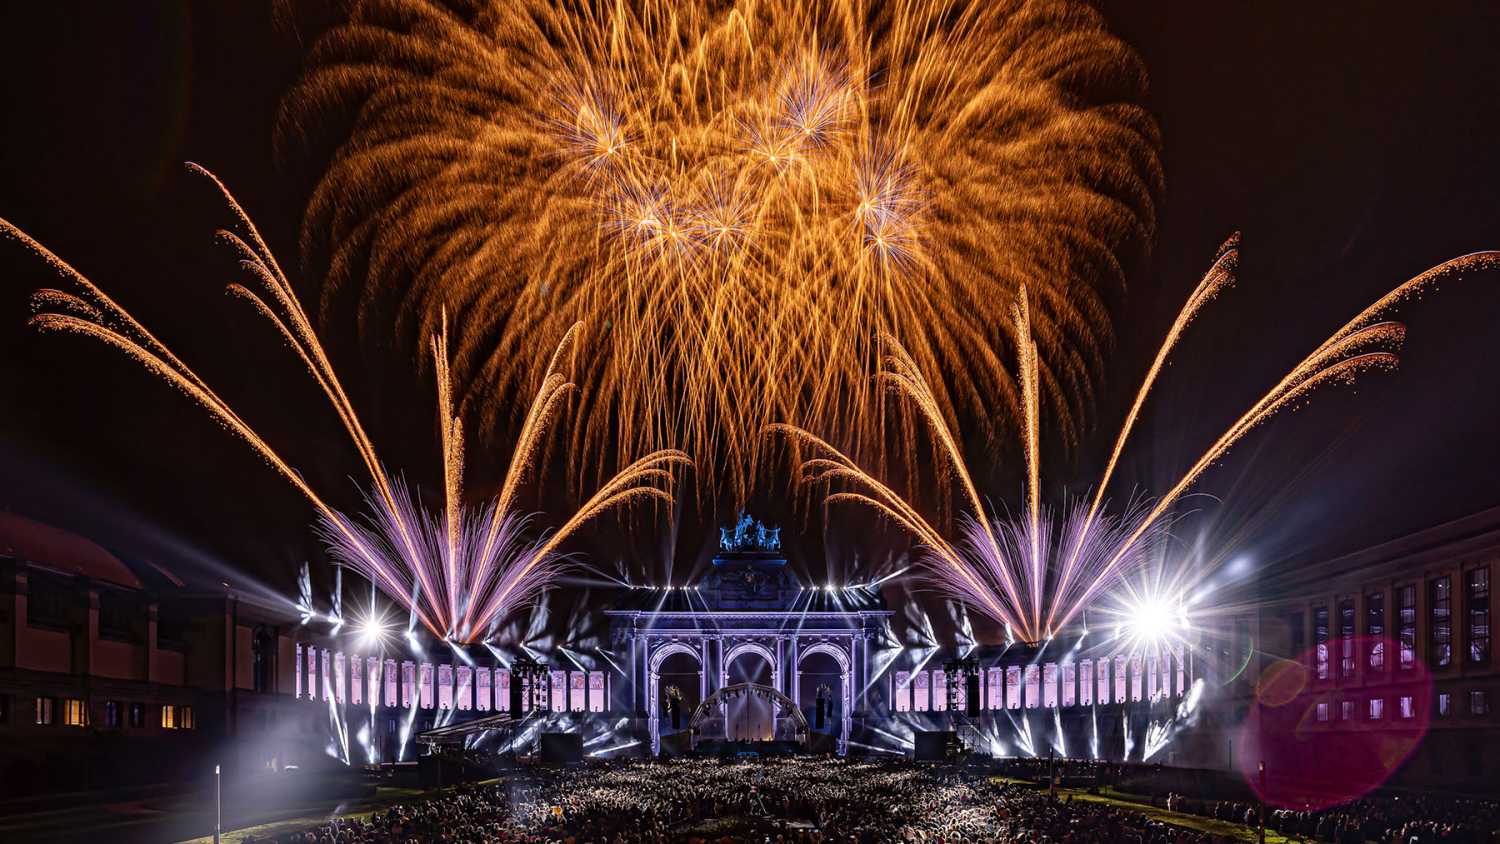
<box><xmin>724</xmin><ymin>649</ymin><xmax>774</xmax><ymax>741</ymax></box>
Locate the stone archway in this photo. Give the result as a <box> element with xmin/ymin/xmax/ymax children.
<box><xmin>797</xmin><ymin>641</ymin><xmax>853</xmax><ymax>754</ymax></box>
<box><xmin>720</xmin><ymin>640</ymin><xmax>780</xmax><ymax>691</ymax></box>
<box><xmin>648</xmin><ymin>641</ymin><xmax>702</xmax><ymax>755</ymax></box>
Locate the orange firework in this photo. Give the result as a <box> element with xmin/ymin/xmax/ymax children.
<box><xmin>774</xmin><ymin>236</ymin><xmax>1500</xmax><ymax>644</ymax></box>
<box><xmin>5</xmin><ymin>164</ymin><xmax>689</xmax><ymax>642</ymax></box>
<box><xmin>280</xmin><ymin>0</ymin><xmax>1163</xmax><ymax>496</ymax></box>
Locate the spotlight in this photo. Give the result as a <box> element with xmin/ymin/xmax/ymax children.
<box><xmin>1122</xmin><ymin>598</ymin><xmax>1186</xmax><ymax>648</ymax></box>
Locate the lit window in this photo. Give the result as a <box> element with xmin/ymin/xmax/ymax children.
<box><xmin>1314</xmin><ymin>605</ymin><xmax>1330</xmax><ymax>680</ymax></box>
<box><xmin>1431</xmin><ymin>577</ymin><xmax>1453</xmax><ymax>669</ymax></box>
<box><xmin>1316</xmin><ymin>702</ymin><xmax>1329</xmax><ymax>722</ymax></box>
<box><xmin>1438</xmin><ymin>692</ymin><xmax>1452</xmax><ymax>717</ymax></box>
<box><xmin>1471</xmin><ymin>690</ymin><xmax>1490</xmax><ymax>716</ymax></box>
<box><xmin>1340</xmin><ymin>700</ymin><xmax>1353</xmax><ymax>720</ymax></box>
<box><xmin>1339</xmin><ymin>599</ymin><xmax>1356</xmax><ymax>680</ymax></box>
<box><xmin>1397</xmin><ymin>585</ymin><xmax>1417</xmax><ymax>670</ymax></box>
<box><xmin>1366</xmin><ymin>592</ymin><xmax>1386</xmax><ymax>671</ymax></box>
<box><xmin>35</xmin><ymin>697</ymin><xmax>55</xmax><ymax>726</ymax></box>
<box><xmin>181</xmin><ymin>706</ymin><xmax>195</xmax><ymax>729</ymax></box>
<box><xmin>1368</xmin><ymin>698</ymin><xmax>1384</xmax><ymax>720</ymax></box>
<box><xmin>162</xmin><ymin>704</ymin><xmax>178</xmax><ymax>729</ymax></box>
<box><xmin>62</xmin><ymin>698</ymin><xmax>87</xmax><ymax>727</ymax></box>
<box><xmin>1467</xmin><ymin>568</ymin><xmax>1490</xmax><ymax>665</ymax></box>
<box><xmin>1398</xmin><ymin>696</ymin><xmax>1415</xmax><ymax>719</ymax></box>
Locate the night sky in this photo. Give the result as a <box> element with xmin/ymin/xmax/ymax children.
<box><xmin>3</xmin><ymin>2</ymin><xmax>1500</xmax><ymax>621</ymax></box>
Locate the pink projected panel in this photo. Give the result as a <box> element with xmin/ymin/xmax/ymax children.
<box><xmin>893</xmin><ymin>672</ymin><xmax>911</xmax><ymax>712</ymax></box>
<box><xmin>419</xmin><ymin>663</ymin><xmax>434</xmax><ymax>709</ymax></box>
<box><xmin>1130</xmin><ymin>654</ymin><xmax>1145</xmax><ymax>702</ymax></box>
<box><xmin>456</xmin><ymin>666</ymin><xmax>473</xmax><ymax>710</ymax></box>
<box><xmin>307</xmin><ymin>647</ymin><xmax>318</xmax><ymax>700</ymax></box>
<box><xmin>350</xmin><ymin>655</ymin><xmax>364</xmax><ymax>705</ymax></box>
<box><xmin>1006</xmin><ymin>666</ymin><xmax>1021</xmax><ymax>709</ymax></box>
<box><xmin>932</xmin><ymin>671</ymin><xmax>947</xmax><ymax>711</ymax></box>
<box><xmin>570</xmin><ymin>672</ymin><xmax>587</xmax><ymax>712</ymax></box>
<box><xmin>368</xmin><ymin>657</ymin><xmax>381</xmax><ymax>706</ymax></box>
<box><xmin>321</xmin><ymin>650</ymin><xmax>332</xmax><ymax>702</ymax></box>
<box><xmin>1024</xmin><ymin>664</ymin><xmax>1040</xmax><ymax>708</ymax></box>
<box><xmin>1175</xmin><ymin>647</ymin><xmax>1187</xmax><ymax>696</ymax></box>
<box><xmin>1147</xmin><ymin>655</ymin><xmax>1159</xmax><ymax>700</ymax></box>
<box><xmin>295</xmin><ymin>644</ymin><xmax>304</xmax><ymax>699</ymax></box>
<box><xmin>401</xmin><ymin>661</ymin><xmax>415</xmax><ymax>708</ymax></box>
<box><xmin>334</xmin><ymin>653</ymin><xmax>347</xmax><ymax>704</ymax></box>
<box><xmin>437</xmin><ymin>664</ymin><xmax>454</xmax><ymax>710</ymax></box>
<box><xmin>550</xmin><ymin>670</ymin><xmax>566</xmax><ymax>712</ymax></box>
<box><xmin>1062</xmin><ymin>663</ymin><xmax>1076</xmax><ymax>707</ymax></box>
<box><xmin>385</xmin><ymin>659</ymin><xmax>399</xmax><ymax>707</ymax></box>
<box><xmin>1080</xmin><ymin>660</ymin><xmax>1093</xmax><ymax>706</ymax></box>
<box><xmin>987</xmin><ymin>667</ymin><xmax>1003</xmax><ymax>710</ymax></box>
<box><xmin>497</xmin><ymin>669</ymin><xmax>511</xmax><ymax>712</ymax></box>
<box><xmin>476</xmin><ymin>668</ymin><xmax>491</xmax><ymax>711</ymax></box>
<box><xmin>1096</xmin><ymin>658</ymin><xmax>1109</xmax><ymax>705</ymax></box>
<box><xmin>589</xmin><ymin>671</ymin><xmax>606</xmax><ymax>712</ymax></box>
<box><xmin>1114</xmin><ymin>655</ymin><xmax>1128</xmax><ymax>703</ymax></box>
<box><xmin>952</xmin><ymin>672</ymin><xmax>966</xmax><ymax>711</ymax></box>
<box><xmin>1042</xmin><ymin>663</ymin><xmax>1058</xmax><ymax>708</ymax></box>
<box><xmin>913</xmin><ymin>671</ymin><xmax>929</xmax><ymax>712</ymax></box>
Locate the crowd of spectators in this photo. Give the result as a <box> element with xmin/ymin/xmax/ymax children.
<box><xmin>248</xmin><ymin>757</ymin><xmax>1498</xmax><ymax>844</ymax></box>
<box><xmin>249</xmin><ymin>757</ymin><xmax>1229</xmax><ymax>844</ymax></box>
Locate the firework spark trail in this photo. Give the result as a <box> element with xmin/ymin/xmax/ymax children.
<box><xmin>280</xmin><ymin>0</ymin><xmax>1163</xmax><ymax>496</ymax></box>
<box><xmin>778</xmin><ymin>237</ymin><xmax>1500</xmax><ymax>643</ymax></box>
<box><xmin>7</xmin><ymin>165</ymin><xmax>689</xmax><ymax>643</ymax></box>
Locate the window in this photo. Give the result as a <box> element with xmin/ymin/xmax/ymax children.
<box><xmin>27</xmin><ymin>576</ymin><xmax>70</xmax><ymax>628</ymax></box>
<box><xmin>1467</xmin><ymin>568</ymin><xmax>1490</xmax><ymax>665</ymax></box>
<box><xmin>181</xmin><ymin>706</ymin><xmax>195</xmax><ymax>729</ymax></box>
<box><xmin>1314</xmin><ymin>605</ymin><xmax>1330</xmax><ymax>680</ymax></box>
<box><xmin>99</xmin><ymin>590</ymin><xmax>136</xmax><ymax>640</ymax></box>
<box><xmin>1339</xmin><ymin>599</ymin><xmax>1356</xmax><ymax>680</ymax></box>
<box><xmin>1340</xmin><ymin>699</ymin><xmax>1353</xmax><ymax>720</ymax></box>
<box><xmin>1397</xmin><ymin>585</ymin><xmax>1417</xmax><ymax>670</ymax></box>
<box><xmin>62</xmin><ymin>698</ymin><xmax>87</xmax><ymax>727</ymax></box>
<box><xmin>1471</xmin><ymin>690</ymin><xmax>1490</xmax><ymax>716</ymax></box>
<box><xmin>104</xmin><ymin>700</ymin><xmax>122</xmax><ymax>728</ymax></box>
<box><xmin>128</xmin><ymin>702</ymin><xmax>146</xmax><ymax>728</ymax></box>
<box><xmin>1398</xmin><ymin>695</ymin><xmax>1414</xmax><ymax>719</ymax></box>
<box><xmin>1368</xmin><ymin>697</ymin><xmax>1384</xmax><ymax>720</ymax></box>
<box><xmin>161</xmin><ymin>704</ymin><xmax>178</xmax><ymax>729</ymax></box>
<box><xmin>35</xmin><ymin>697</ymin><xmax>55</xmax><ymax>726</ymax></box>
<box><xmin>1316</xmin><ymin>702</ymin><xmax>1329</xmax><ymax>722</ymax></box>
<box><xmin>1431</xmin><ymin>577</ymin><xmax>1452</xmax><ymax>669</ymax></box>
<box><xmin>0</xmin><ymin>695</ymin><xmax>8</xmax><ymax>724</ymax></box>
<box><xmin>1366</xmin><ymin>591</ymin><xmax>1385</xmax><ymax>671</ymax></box>
<box><xmin>1438</xmin><ymin>692</ymin><xmax>1452</xmax><ymax>717</ymax></box>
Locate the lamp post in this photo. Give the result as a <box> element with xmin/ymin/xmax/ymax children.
<box><xmin>1258</xmin><ymin>760</ymin><xmax>1266</xmax><ymax>844</ymax></box>
<box><xmin>214</xmin><ymin>763</ymin><xmax>222</xmax><ymax>844</ymax></box>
